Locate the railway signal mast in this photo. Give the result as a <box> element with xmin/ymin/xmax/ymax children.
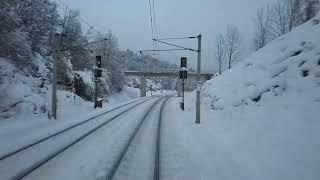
<box><xmin>94</xmin><ymin>55</ymin><xmax>103</xmax><ymax>108</ymax></box>
<box><xmin>180</xmin><ymin>57</ymin><xmax>187</xmax><ymax>110</ymax></box>
<box><xmin>139</xmin><ymin>34</ymin><xmax>203</xmax><ymax>124</ymax></box>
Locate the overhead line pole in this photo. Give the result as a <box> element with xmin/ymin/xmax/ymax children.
<box><xmin>151</xmin><ymin>34</ymin><xmax>202</xmax><ymax>124</ymax></box>
<box><xmin>196</xmin><ymin>34</ymin><xmax>202</xmax><ymax>124</ymax></box>
<box><xmin>51</xmin><ymin>33</ymin><xmax>62</xmax><ymax>120</ymax></box>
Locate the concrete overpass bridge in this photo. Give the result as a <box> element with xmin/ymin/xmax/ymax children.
<box><xmin>124</xmin><ymin>70</ymin><xmax>214</xmax><ymax>97</ymax></box>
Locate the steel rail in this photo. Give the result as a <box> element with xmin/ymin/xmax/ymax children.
<box><xmin>5</xmin><ymin>97</ymin><xmax>157</xmax><ymax>180</ymax></box>
<box><xmin>0</xmin><ymin>97</ymin><xmax>151</xmax><ymax>161</ymax></box>
<box><xmin>105</xmin><ymin>96</ymin><xmax>169</xmax><ymax>180</ymax></box>
<box><xmin>154</xmin><ymin>96</ymin><xmax>171</xmax><ymax>180</ymax></box>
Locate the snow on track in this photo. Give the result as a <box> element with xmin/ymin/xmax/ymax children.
<box><xmin>19</xmin><ymin>96</ymin><xmax>165</xmax><ymax>180</ymax></box>
<box><xmin>110</xmin><ymin>97</ymin><xmax>170</xmax><ymax>180</ymax></box>
<box><xmin>0</xmin><ymin>97</ymin><xmax>151</xmax><ymax>158</ymax></box>
<box><xmin>0</xmin><ymin>97</ymin><xmax>157</xmax><ymax>180</ymax></box>
<box><xmin>160</xmin><ymin>97</ymin><xmax>189</xmax><ymax>180</ymax></box>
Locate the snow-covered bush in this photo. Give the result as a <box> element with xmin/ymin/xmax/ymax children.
<box><xmin>74</xmin><ymin>71</ymin><xmax>95</xmax><ymax>101</ymax></box>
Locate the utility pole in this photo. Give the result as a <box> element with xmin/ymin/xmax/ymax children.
<box><xmin>196</xmin><ymin>34</ymin><xmax>202</xmax><ymax>124</ymax></box>
<box><xmin>51</xmin><ymin>33</ymin><xmax>61</xmax><ymax>120</ymax></box>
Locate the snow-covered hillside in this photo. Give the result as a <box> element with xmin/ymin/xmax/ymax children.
<box><xmin>194</xmin><ymin>13</ymin><xmax>320</xmax><ymax>180</ymax></box>
<box><xmin>203</xmin><ymin>14</ymin><xmax>320</xmax><ymax>111</ymax></box>
<box><xmin>0</xmin><ymin>56</ymin><xmax>51</xmax><ymax>121</ymax></box>
<box><xmin>0</xmin><ymin>56</ymin><xmax>143</xmax><ymax>123</ymax></box>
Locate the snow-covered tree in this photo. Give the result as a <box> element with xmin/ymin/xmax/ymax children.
<box><xmin>0</xmin><ymin>0</ymin><xmax>31</xmax><ymax>60</ymax></box>
<box><xmin>17</xmin><ymin>0</ymin><xmax>59</xmax><ymax>56</ymax></box>
<box><xmin>94</xmin><ymin>30</ymin><xmax>125</xmax><ymax>92</ymax></box>
<box><xmin>61</xmin><ymin>9</ymin><xmax>91</xmax><ymax>71</ymax></box>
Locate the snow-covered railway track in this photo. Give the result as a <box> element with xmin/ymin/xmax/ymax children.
<box><xmin>105</xmin><ymin>96</ymin><xmax>171</xmax><ymax>180</ymax></box>
<box><xmin>154</xmin><ymin>97</ymin><xmax>170</xmax><ymax>180</ymax></box>
<box><xmin>0</xmin><ymin>96</ymin><xmax>156</xmax><ymax>180</ymax></box>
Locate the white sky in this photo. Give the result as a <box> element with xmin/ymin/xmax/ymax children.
<box><xmin>62</xmin><ymin>0</ymin><xmax>275</xmax><ymax>72</ymax></box>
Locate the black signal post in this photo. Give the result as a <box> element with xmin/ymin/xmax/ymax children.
<box><xmin>94</xmin><ymin>56</ymin><xmax>103</xmax><ymax>108</ymax></box>
<box><xmin>180</xmin><ymin>57</ymin><xmax>187</xmax><ymax>110</ymax></box>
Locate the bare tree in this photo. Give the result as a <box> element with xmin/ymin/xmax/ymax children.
<box><xmin>304</xmin><ymin>0</ymin><xmax>320</xmax><ymax>21</ymax></box>
<box><xmin>253</xmin><ymin>7</ymin><xmax>271</xmax><ymax>50</ymax></box>
<box><xmin>269</xmin><ymin>0</ymin><xmax>289</xmax><ymax>38</ymax></box>
<box><xmin>253</xmin><ymin>0</ymin><xmax>317</xmax><ymax>51</ymax></box>
<box><xmin>286</xmin><ymin>0</ymin><xmax>304</xmax><ymax>31</ymax></box>
<box><xmin>269</xmin><ymin>0</ymin><xmax>305</xmax><ymax>38</ymax></box>
<box><xmin>225</xmin><ymin>25</ymin><xmax>240</xmax><ymax>69</ymax></box>
<box><xmin>215</xmin><ymin>34</ymin><xmax>226</xmax><ymax>75</ymax></box>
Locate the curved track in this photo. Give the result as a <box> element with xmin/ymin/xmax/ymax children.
<box><xmin>154</xmin><ymin>97</ymin><xmax>171</xmax><ymax>180</ymax></box>
<box><xmin>105</xmin><ymin>96</ymin><xmax>171</xmax><ymax>180</ymax></box>
<box><xmin>0</xmin><ymin>96</ymin><xmax>158</xmax><ymax>180</ymax></box>
<box><xmin>0</xmin><ymin>97</ymin><xmax>152</xmax><ymax>161</ymax></box>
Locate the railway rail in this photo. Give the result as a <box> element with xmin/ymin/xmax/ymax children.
<box><xmin>105</xmin><ymin>96</ymin><xmax>171</xmax><ymax>180</ymax></box>
<box><xmin>0</xmin><ymin>96</ymin><xmax>158</xmax><ymax>180</ymax></box>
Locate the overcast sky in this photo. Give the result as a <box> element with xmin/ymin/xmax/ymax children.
<box><xmin>63</xmin><ymin>0</ymin><xmax>275</xmax><ymax>72</ymax></box>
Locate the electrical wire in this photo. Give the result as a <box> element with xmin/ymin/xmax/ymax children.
<box><xmin>140</xmin><ymin>49</ymin><xmax>193</xmax><ymax>52</ymax></box>
<box><xmin>152</xmin><ymin>0</ymin><xmax>157</xmax><ymax>55</ymax></box>
<box><xmin>55</xmin><ymin>0</ymin><xmax>100</xmax><ymax>35</ymax></box>
<box><xmin>155</xmin><ymin>36</ymin><xmax>197</xmax><ymax>40</ymax></box>
<box><xmin>153</xmin><ymin>39</ymin><xmax>197</xmax><ymax>51</ymax></box>
<box><xmin>148</xmin><ymin>0</ymin><xmax>155</xmax><ymax>55</ymax></box>
<box><xmin>49</xmin><ymin>0</ymin><xmax>110</xmax><ymax>53</ymax></box>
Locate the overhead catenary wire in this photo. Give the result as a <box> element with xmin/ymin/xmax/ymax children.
<box><xmin>155</xmin><ymin>36</ymin><xmax>197</xmax><ymax>40</ymax></box>
<box><xmin>148</xmin><ymin>0</ymin><xmax>156</xmax><ymax>55</ymax></box>
<box><xmin>47</xmin><ymin>0</ymin><xmax>110</xmax><ymax>53</ymax></box>
<box><xmin>55</xmin><ymin>0</ymin><xmax>100</xmax><ymax>35</ymax></box>
<box><xmin>152</xmin><ymin>0</ymin><xmax>158</xmax><ymax>55</ymax></box>
<box><xmin>140</xmin><ymin>48</ymin><xmax>194</xmax><ymax>52</ymax></box>
<box><xmin>153</xmin><ymin>39</ymin><xmax>197</xmax><ymax>51</ymax></box>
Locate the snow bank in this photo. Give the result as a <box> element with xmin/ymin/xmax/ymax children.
<box><xmin>202</xmin><ymin>14</ymin><xmax>320</xmax><ymax>111</ymax></box>
<box><xmin>0</xmin><ymin>57</ymin><xmax>50</xmax><ymax>121</ymax></box>
<box><xmin>194</xmin><ymin>13</ymin><xmax>320</xmax><ymax>180</ymax></box>
<box><xmin>0</xmin><ymin>56</ymin><xmax>142</xmax><ymax>124</ymax></box>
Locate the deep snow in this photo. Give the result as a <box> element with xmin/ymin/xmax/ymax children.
<box><xmin>173</xmin><ymin>13</ymin><xmax>320</xmax><ymax>180</ymax></box>
<box><xmin>0</xmin><ymin>9</ymin><xmax>319</xmax><ymax>180</ymax></box>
